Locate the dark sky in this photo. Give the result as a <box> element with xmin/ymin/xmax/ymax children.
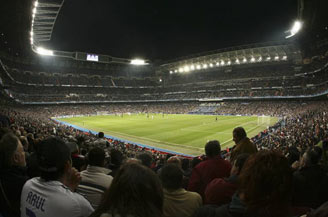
<box><xmin>45</xmin><ymin>0</ymin><xmax>298</xmax><ymax>60</ymax></box>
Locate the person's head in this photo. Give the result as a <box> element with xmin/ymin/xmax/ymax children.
<box><xmin>160</xmin><ymin>163</ymin><xmax>183</xmax><ymax>190</ymax></box>
<box><xmin>110</xmin><ymin>149</ymin><xmax>124</xmax><ymax>166</ymax></box>
<box><xmin>137</xmin><ymin>152</ymin><xmax>153</xmax><ymax>168</ymax></box>
<box><xmin>0</xmin><ymin>133</ymin><xmax>26</xmax><ymax>169</ymax></box>
<box><xmin>205</xmin><ymin>140</ymin><xmax>221</xmax><ymax>158</ymax></box>
<box><xmin>300</xmin><ymin>147</ymin><xmax>322</xmax><ymax>168</ymax></box>
<box><xmin>230</xmin><ymin>153</ymin><xmax>250</xmax><ymax>176</ymax></box>
<box><xmin>238</xmin><ymin>150</ymin><xmax>292</xmax><ymax>217</ymax></box>
<box><xmin>233</xmin><ymin>127</ymin><xmax>247</xmax><ymax>144</ymax></box>
<box><xmin>88</xmin><ymin>147</ymin><xmax>105</xmax><ymax>167</ymax></box>
<box><xmin>167</xmin><ymin>156</ymin><xmax>181</xmax><ymax>167</ymax></box>
<box><xmin>98</xmin><ymin>132</ymin><xmax>104</xmax><ymax>139</ymax></box>
<box><xmin>91</xmin><ymin>162</ymin><xmax>163</xmax><ymax>217</ymax></box>
<box><xmin>37</xmin><ymin>137</ymin><xmax>72</xmax><ymax>181</ymax></box>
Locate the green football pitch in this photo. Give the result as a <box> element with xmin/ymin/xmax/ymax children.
<box><xmin>57</xmin><ymin>114</ymin><xmax>278</xmax><ymax>156</ymax></box>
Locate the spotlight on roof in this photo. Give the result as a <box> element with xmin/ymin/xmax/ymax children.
<box><xmin>36</xmin><ymin>47</ymin><xmax>54</xmax><ymax>56</ymax></box>
<box><xmin>34</xmin><ymin>1</ymin><xmax>38</xmax><ymax>7</ymax></box>
<box><xmin>286</xmin><ymin>20</ymin><xmax>303</xmax><ymax>38</ymax></box>
<box><xmin>32</xmin><ymin>7</ymin><xmax>37</xmax><ymax>14</ymax></box>
<box><xmin>130</xmin><ymin>59</ymin><xmax>147</xmax><ymax>65</ymax></box>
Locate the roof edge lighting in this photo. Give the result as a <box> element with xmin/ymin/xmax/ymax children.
<box><xmin>130</xmin><ymin>59</ymin><xmax>148</xmax><ymax>65</ymax></box>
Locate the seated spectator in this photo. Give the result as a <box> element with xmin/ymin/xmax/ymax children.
<box><xmin>137</xmin><ymin>152</ymin><xmax>153</xmax><ymax>168</ymax></box>
<box><xmin>67</xmin><ymin>141</ymin><xmax>86</xmax><ymax>171</ymax></box>
<box><xmin>292</xmin><ymin>147</ymin><xmax>328</xmax><ymax>209</ymax></box>
<box><xmin>108</xmin><ymin>149</ymin><xmax>124</xmax><ymax>177</ymax></box>
<box><xmin>93</xmin><ymin>132</ymin><xmax>109</xmax><ymax>148</ymax></box>
<box><xmin>78</xmin><ymin>147</ymin><xmax>114</xmax><ymax>209</ymax></box>
<box><xmin>90</xmin><ymin>162</ymin><xmax>163</xmax><ymax>217</ymax></box>
<box><xmin>188</xmin><ymin>140</ymin><xmax>231</xmax><ymax>199</ymax></box>
<box><xmin>213</xmin><ymin>150</ymin><xmax>293</xmax><ymax>217</ymax></box>
<box><xmin>20</xmin><ymin>137</ymin><xmax>94</xmax><ymax>217</ymax></box>
<box><xmin>160</xmin><ymin>163</ymin><xmax>202</xmax><ymax>217</ymax></box>
<box><xmin>229</xmin><ymin>127</ymin><xmax>257</xmax><ymax>163</ymax></box>
<box><xmin>0</xmin><ymin>133</ymin><xmax>27</xmax><ymax>217</ymax></box>
<box><xmin>204</xmin><ymin>153</ymin><xmax>250</xmax><ymax>206</ymax></box>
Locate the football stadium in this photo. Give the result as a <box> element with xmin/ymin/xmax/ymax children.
<box><xmin>1</xmin><ymin>0</ymin><xmax>328</xmax><ymax>216</ymax></box>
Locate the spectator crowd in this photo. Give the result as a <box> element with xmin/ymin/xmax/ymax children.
<box><xmin>0</xmin><ymin>100</ymin><xmax>328</xmax><ymax>217</ymax></box>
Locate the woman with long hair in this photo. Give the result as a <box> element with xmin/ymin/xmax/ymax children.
<box><xmin>90</xmin><ymin>162</ymin><xmax>163</xmax><ymax>217</ymax></box>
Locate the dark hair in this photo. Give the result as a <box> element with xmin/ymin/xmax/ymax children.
<box><xmin>110</xmin><ymin>149</ymin><xmax>124</xmax><ymax>166</ymax></box>
<box><xmin>160</xmin><ymin>164</ymin><xmax>183</xmax><ymax>190</ymax></box>
<box><xmin>234</xmin><ymin>153</ymin><xmax>250</xmax><ymax>172</ymax></box>
<box><xmin>191</xmin><ymin>157</ymin><xmax>202</xmax><ymax>168</ymax></box>
<box><xmin>205</xmin><ymin>140</ymin><xmax>221</xmax><ymax>157</ymax></box>
<box><xmin>98</xmin><ymin>132</ymin><xmax>104</xmax><ymax>138</ymax></box>
<box><xmin>0</xmin><ymin>133</ymin><xmax>20</xmax><ymax>169</ymax></box>
<box><xmin>37</xmin><ymin>137</ymin><xmax>71</xmax><ymax>181</ymax></box>
<box><xmin>181</xmin><ymin>158</ymin><xmax>190</xmax><ymax>171</ymax></box>
<box><xmin>233</xmin><ymin>127</ymin><xmax>247</xmax><ymax>140</ymax></box>
<box><xmin>90</xmin><ymin>163</ymin><xmax>163</xmax><ymax>217</ymax></box>
<box><xmin>137</xmin><ymin>152</ymin><xmax>153</xmax><ymax>168</ymax></box>
<box><xmin>304</xmin><ymin>147</ymin><xmax>322</xmax><ymax>166</ymax></box>
<box><xmin>239</xmin><ymin>150</ymin><xmax>292</xmax><ymax>217</ymax></box>
<box><xmin>88</xmin><ymin>147</ymin><xmax>105</xmax><ymax>167</ymax></box>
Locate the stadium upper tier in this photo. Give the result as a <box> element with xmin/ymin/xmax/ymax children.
<box><xmin>0</xmin><ymin>40</ymin><xmax>328</xmax><ymax>104</ymax></box>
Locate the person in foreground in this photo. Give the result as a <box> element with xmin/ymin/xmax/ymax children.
<box><xmin>160</xmin><ymin>163</ymin><xmax>202</xmax><ymax>217</ymax></box>
<box><xmin>90</xmin><ymin>162</ymin><xmax>163</xmax><ymax>217</ymax></box>
<box><xmin>194</xmin><ymin>150</ymin><xmax>293</xmax><ymax>217</ymax></box>
<box><xmin>20</xmin><ymin>137</ymin><xmax>94</xmax><ymax>217</ymax></box>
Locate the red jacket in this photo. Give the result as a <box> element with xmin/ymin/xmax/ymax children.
<box><xmin>204</xmin><ymin>175</ymin><xmax>237</xmax><ymax>206</ymax></box>
<box><xmin>187</xmin><ymin>156</ymin><xmax>231</xmax><ymax>199</ymax></box>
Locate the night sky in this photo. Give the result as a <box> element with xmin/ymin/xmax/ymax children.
<box><xmin>46</xmin><ymin>0</ymin><xmax>298</xmax><ymax>60</ymax></box>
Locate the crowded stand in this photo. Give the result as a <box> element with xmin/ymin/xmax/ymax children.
<box><xmin>1</xmin><ymin>97</ymin><xmax>328</xmax><ymax>216</ymax></box>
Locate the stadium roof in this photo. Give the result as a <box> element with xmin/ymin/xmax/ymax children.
<box><xmin>1</xmin><ymin>0</ymin><xmax>327</xmax><ymax>60</ymax></box>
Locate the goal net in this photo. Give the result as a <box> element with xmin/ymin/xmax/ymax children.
<box><xmin>257</xmin><ymin>115</ymin><xmax>271</xmax><ymax>127</ymax></box>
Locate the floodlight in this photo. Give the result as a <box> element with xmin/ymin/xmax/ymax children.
<box><xmin>179</xmin><ymin>67</ymin><xmax>184</xmax><ymax>73</ymax></box>
<box><xmin>159</xmin><ymin>78</ymin><xmax>162</xmax><ymax>82</ymax></box>
<box><xmin>130</xmin><ymin>59</ymin><xmax>147</xmax><ymax>65</ymax></box>
<box><xmin>33</xmin><ymin>7</ymin><xmax>37</xmax><ymax>14</ymax></box>
<box><xmin>286</xmin><ymin>20</ymin><xmax>303</xmax><ymax>38</ymax></box>
<box><xmin>235</xmin><ymin>59</ymin><xmax>240</xmax><ymax>64</ymax></box>
<box><xmin>30</xmin><ymin>31</ymin><xmax>33</xmax><ymax>36</ymax></box>
<box><xmin>243</xmin><ymin>58</ymin><xmax>247</xmax><ymax>63</ymax></box>
<box><xmin>209</xmin><ymin>63</ymin><xmax>213</xmax><ymax>67</ymax></box>
<box><xmin>266</xmin><ymin>56</ymin><xmax>271</xmax><ymax>61</ymax></box>
<box><xmin>274</xmin><ymin>56</ymin><xmax>279</xmax><ymax>60</ymax></box>
<box><xmin>221</xmin><ymin>60</ymin><xmax>225</xmax><ymax>65</ymax></box>
<box><xmin>282</xmin><ymin>55</ymin><xmax>287</xmax><ymax>60</ymax></box>
<box><xmin>258</xmin><ymin>56</ymin><xmax>262</xmax><ymax>62</ymax></box>
<box><xmin>227</xmin><ymin>60</ymin><xmax>231</xmax><ymax>65</ymax></box>
<box><xmin>203</xmin><ymin>64</ymin><xmax>208</xmax><ymax>69</ymax></box>
<box><xmin>216</xmin><ymin>62</ymin><xmax>220</xmax><ymax>66</ymax></box>
<box><xmin>174</xmin><ymin>69</ymin><xmax>178</xmax><ymax>73</ymax></box>
<box><xmin>36</xmin><ymin>47</ymin><xmax>54</xmax><ymax>56</ymax></box>
<box><xmin>169</xmin><ymin>71</ymin><xmax>173</xmax><ymax>74</ymax></box>
<box><xmin>190</xmin><ymin>65</ymin><xmax>195</xmax><ymax>70</ymax></box>
<box><xmin>196</xmin><ymin>65</ymin><xmax>201</xmax><ymax>69</ymax></box>
<box><xmin>184</xmin><ymin>66</ymin><xmax>190</xmax><ymax>72</ymax></box>
<box><xmin>251</xmin><ymin>57</ymin><xmax>255</xmax><ymax>62</ymax></box>
<box><xmin>34</xmin><ymin>1</ymin><xmax>38</xmax><ymax>7</ymax></box>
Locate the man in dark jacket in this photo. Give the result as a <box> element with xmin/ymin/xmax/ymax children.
<box><xmin>230</xmin><ymin>127</ymin><xmax>257</xmax><ymax>163</ymax></box>
<box><xmin>292</xmin><ymin>147</ymin><xmax>328</xmax><ymax>209</ymax></box>
<box><xmin>0</xmin><ymin>133</ymin><xmax>28</xmax><ymax>217</ymax></box>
